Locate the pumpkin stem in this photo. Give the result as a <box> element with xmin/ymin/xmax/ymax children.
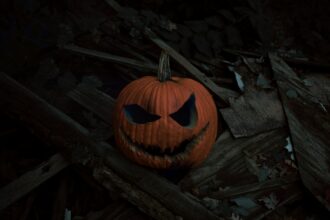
<box><xmin>157</xmin><ymin>51</ymin><xmax>171</xmax><ymax>82</ymax></box>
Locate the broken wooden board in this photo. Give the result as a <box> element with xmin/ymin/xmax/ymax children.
<box><xmin>180</xmin><ymin>128</ymin><xmax>289</xmax><ymax>191</ymax></box>
<box><xmin>62</xmin><ymin>44</ymin><xmax>158</xmax><ymax>72</ymax></box>
<box><xmin>68</xmin><ymin>84</ymin><xmax>116</xmax><ymax>125</ymax></box>
<box><xmin>209</xmin><ymin>175</ymin><xmax>299</xmax><ymax>200</ymax></box>
<box><xmin>179</xmin><ymin>127</ymin><xmax>300</xmax><ymax>219</ymax></box>
<box><xmin>0</xmin><ymin>72</ymin><xmax>221</xmax><ymax>220</ymax></box>
<box><xmin>269</xmin><ymin>53</ymin><xmax>330</xmax><ymax>211</ymax></box>
<box><xmin>300</xmin><ymin>73</ymin><xmax>330</xmax><ymax>106</ymax></box>
<box><xmin>0</xmin><ymin>153</ymin><xmax>69</xmax><ymax>211</ymax></box>
<box><xmin>84</xmin><ymin>200</ymin><xmax>152</xmax><ymax>220</ymax></box>
<box><xmin>220</xmin><ymin>90</ymin><xmax>286</xmax><ymax>138</ymax></box>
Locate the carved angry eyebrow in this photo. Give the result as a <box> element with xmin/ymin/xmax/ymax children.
<box><xmin>170</xmin><ymin>94</ymin><xmax>197</xmax><ymax>128</ymax></box>
<box><xmin>124</xmin><ymin>104</ymin><xmax>161</xmax><ymax>124</ymax></box>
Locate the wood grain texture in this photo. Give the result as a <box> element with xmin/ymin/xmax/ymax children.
<box><xmin>68</xmin><ymin>85</ymin><xmax>116</xmax><ymax>125</ymax></box>
<box><xmin>220</xmin><ymin>90</ymin><xmax>285</xmax><ymax>138</ymax></box>
<box><xmin>62</xmin><ymin>44</ymin><xmax>158</xmax><ymax>72</ymax></box>
<box><xmin>180</xmin><ymin>128</ymin><xmax>288</xmax><ymax>190</ymax></box>
<box><xmin>269</xmin><ymin>53</ymin><xmax>330</xmax><ymax>211</ymax></box>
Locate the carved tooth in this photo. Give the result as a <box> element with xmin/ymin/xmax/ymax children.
<box><xmin>175</xmin><ymin>154</ymin><xmax>184</xmax><ymax>161</ymax></box>
<box><xmin>164</xmin><ymin>155</ymin><xmax>172</xmax><ymax>164</ymax></box>
<box><xmin>131</xmin><ymin>146</ymin><xmax>137</xmax><ymax>152</ymax></box>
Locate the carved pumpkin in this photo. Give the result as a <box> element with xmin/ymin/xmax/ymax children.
<box><xmin>113</xmin><ymin>52</ymin><xmax>218</xmax><ymax>169</ymax></box>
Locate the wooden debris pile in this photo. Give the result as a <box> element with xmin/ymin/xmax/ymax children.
<box><xmin>0</xmin><ymin>0</ymin><xmax>329</xmax><ymax>219</ymax></box>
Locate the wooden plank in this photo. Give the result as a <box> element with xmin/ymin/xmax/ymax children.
<box><xmin>180</xmin><ymin>128</ymin><xmax>288</xmax><ymax>190</ymax></box>
<box><xmin>51</xmin><ymin>178</ymin><xmax>69</xmax><ymax>220</ymax></box>
<box><xmin>62</xmin><ymin>44</ymin><xmax>158</xmax><ymax>73</ymax></box>
<box><xmin>84</xmin><ymin>201</ymin><xmax>129</xmax><ymax>220</ymax></box>
<box><xmin>269</xmin><ymin>53</ymin><xmax>330</xmax><ymax>211</ymax></box>
<box><xmin>68</xmin><ymin>85</ymin><xmax>116</xmax><ymax>125</ymax></box>
<box><xmin>223</xmin><ymin>48</ymin><xmax>330</xmax><ymax>72</ymax></box>
<box><xmin>0</xmin><ymin>72</ymin><xmax>221</xmax><ymax>220</ymax></box>
<box><xmin>93</xmin><ymin>167</ymin><xmax>177</xmax><ymax>220</ymax></box>
<box><xmin>254</xmin><ymin>190</ymin><xmax>303</xmax><ymax>220</ymax></box>
<box><xmin>104</xmin><ymin>0</ymin><xmax>122</xmax><ymax>12</ymax></box>
<box><xmin>220</xmin><ymin>90</ymin><xmax>286</xmax><ymax>137</ymax></box>
<box><xmin>209</xmin><ymin>176</ymin><xmax>298</xmax><ymax>200</ymax></box>
<box><xmin>0</xmin><ymin>153</ymin><xmax>69</xmax><ymax>211</ymax></box>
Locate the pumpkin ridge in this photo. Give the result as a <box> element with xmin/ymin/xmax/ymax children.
<box><xmin>152</xmin><ymin>82</ymin><xmax>162</xmax><ymax>145</ymax></box>
<box><xmin>173</xmin><ymin>83</ymin><xmax>190</xmax><ymax>151</ymax></box>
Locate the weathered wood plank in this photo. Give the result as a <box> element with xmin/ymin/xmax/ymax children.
<box><xmin>269</xmin><ymin>53</ymin><xmax>330</xmax><ymax>211</ymax></box>
<box><xmin>84</xmin><ymin>201</ymin><xmax>131</xmax><ymax>220</ymax></box>
<box><xmin>220</xmin><ymin>90</ymin><xmax>286</xmax><ymax>138</ymax></box>
<box><xmin>51</xmin><ymin>178</ymin><xmax>69</xmax><ymax>220</ymax></box>
<box><xmin>0</xmin><ymin>153</ymin><xmax>69</xmax><ymax>211</ymax></box>
<box><xmin>223</xmin><ymin>48</ymin><xmax>330</xmax><ymax>72</ymax></box>
<box><xmin>180</xmin><ymin>128</ymin><xmax>288</xmax><ymax>190</ymax></box>
<box><xmin>209</xmin><ymin>176</ymin><xmax>298</xmax><ymax>200</ymax></box>
<box><xmin>93</xmin><ymin>167</ymin><xmax>177</xmax><ymax>220</ymax></box>
<box><xmin>0</xmin><ymin>72</ymin><xmax>221</xmax><ymax>220</ymax></box>
<box><xmin>68</xmin><ymin>85</ymin><xmax>116</xmax><ymax>125</ymax></box>
<box><xmin>254</xmin><ymin>190</ymin><xmax>303</xmax><ymax>220</ymax></box>
<box><xmin>62</xmin><ymin>44</ymin><xmax>158</xmax><ymax>72</ymax></box>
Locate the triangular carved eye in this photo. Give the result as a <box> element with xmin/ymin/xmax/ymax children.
<box><xmin>124</xmin><ymin>104</ymin><xmax>161</xmax><ymax>124</ymax></box>
<box><xmin>170</xmin><ymin>94</ymin><xmax>197</xmax><ymax>128</ymax></box>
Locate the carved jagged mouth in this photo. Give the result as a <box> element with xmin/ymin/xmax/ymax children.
<box><xmin>119</xmin><ymin>123</ymin><xmax>209</xmax><ymax>159</ymax></box>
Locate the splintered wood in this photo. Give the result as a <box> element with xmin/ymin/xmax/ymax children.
<box><xmin>269</xmin><ymin>53</ymin><xmax>330</xmax><ymax>211</ymax></box>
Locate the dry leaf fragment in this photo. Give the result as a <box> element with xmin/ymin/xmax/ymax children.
<box><xmin>259</xmin><ymin>193</ymin><xmax>279</xmax><ymax>210</ymax></box>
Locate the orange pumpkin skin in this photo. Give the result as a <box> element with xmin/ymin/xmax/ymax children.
<box><xmin>113</xmin><ymin>76</ymin><xmax>218</xmax><ymax>169</ymax></box>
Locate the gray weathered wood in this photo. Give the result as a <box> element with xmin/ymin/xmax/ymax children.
<box><xmin>62</xmin><ymin>44</ymin><xmax>158</xmax><ymax>72</ymax></box>
<box><xmin>220</xmin><ymin>90</ymin><xmax>286</xmax><ymax>138</ymax></box>
<box><xmin>84</xmin><ymin>201</ymin><xmax>130</xmax><ymax>220</ymax></box>
<box><xmin>93</xmin><ymin>167</ymin><xmax>177</xmax><ymax>220</ymax></box>
<box><xmin>209</xmin><ymin>176</ymin><xmax>298</xmax><ymax>200</ymax></box>
<box><xmin>269</xmin><ymin>53</ymin><xmax>330</xmax><ymax>211</ymax></box>
<box><xmin>68</xmin><ymin>85</ymin><xmax>116</xmax><ymax>125</ymax></box>
<box><xmin>180</xmin><ymin>128</ymin><xmax>288</xmax><ymax>190</ymax></box>
<box><xmin>51</xmin><ymin>178</ymin><xmax>69</xmax><ymax>220</ymax></box>
<box><xmin>254</xmin><ymin>190</ymin><xmax>303</xmax><ymax>220</ymax></box>
<box><xmin>223</xmin><ymin>48</ymin><xmax>330</xmax><ymax>72</ymax></box>
<box><xmin>0</xmin><ymin>153</ymin><xmax>69</xmax><ymax>211</ymax></box>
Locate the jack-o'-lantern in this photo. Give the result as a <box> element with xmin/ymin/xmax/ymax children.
<box><xmin>113</xmin><ymin>51</ymin><xmax>218</xmax><ymax>169</ymax></box>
